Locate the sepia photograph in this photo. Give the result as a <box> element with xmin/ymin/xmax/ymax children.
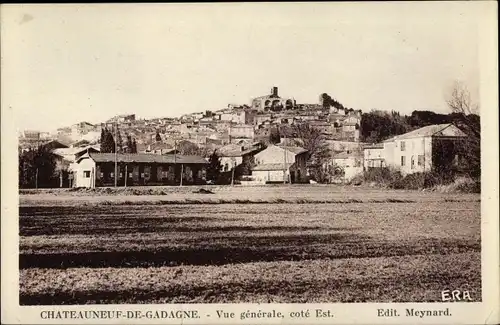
<box><xmin>1</xmin><ymin>2</ymin><xmax>498</xmax><ymax>324</ymax></box>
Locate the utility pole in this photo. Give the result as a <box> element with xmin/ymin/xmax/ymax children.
<box><xmin>114</xmin><ymin>117</ymin><xmax>118</xmax><ymax>187</ymax></box>
<box><xmin>180</xmin><ymin>164</ymin><xmax>184</xmax><ymax>186</ymax></box>
<box><xmin>231</xmin><ymin>158</ymin><xmax>236</xmax><ymax>186</ymax></box>
<box><xmin>283</xmin><ymin>144</ymin><xmax>287</xmax><ymax>184</ymax></box>
<box><xmin>174</xmin><ymin>139</ymin><xmax>178</xmax><ymax>185</ymax></box>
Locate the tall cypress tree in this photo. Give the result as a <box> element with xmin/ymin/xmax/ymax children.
<box><xmin>115</xmin><ymin>125</ymin><xmax>123</xmax><ymax>153</ymax></box>
<box><xmin>104</xmin><ymin>128</ymin><xmax>116</xmax><ymax>153</ymax></box>
<box><xmin>124</xmin><ymin>134</ymin><xmax>132</xmax><ymax>153</ymax></box>
<box><xmin>100</xmin><ymin>127</ymin><xmax>105</xmax><ymax>145</ymax></box>
<box><xmin>100</xmin><ymin>128</ymin><xmax>109</xmax><ymax>153</ymax></box>
<box><xmin>131</xmin><ymin>139</ymin><xmax>137</xmax><ymax>153</ymax></box>
<box><xmin>100</xmin><ymin>128</ymin><xmax>114</xmax><ymax>153</ymax></box>
<box><xmin>206</xmin><ymin>150</ymin><xmax>222</xmax><ymax>183</ymax></box>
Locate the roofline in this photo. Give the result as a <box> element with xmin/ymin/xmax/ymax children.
<box><xmin>394</xmin><ymin>124</ymin><xmax>465</xmax><ymax>140</ymax></box>
<box><xmin>77</xmin><ymin>153</ymin><xmax>208</xmax><ymax>164</ymax></box>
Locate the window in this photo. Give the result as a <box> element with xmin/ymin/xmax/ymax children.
<box><xmin>401</xmin><ymin>156</ymin><xmax>406</xmax><ymax>166</ymax></box>
<box><xmin>400</xmin><ymin>141</ymin><xmax>406</xmax><ymax>151</ymax></box>
<box><xmin>110</xmin><ymin>172</ymin><xmax>114</xmax><ymax>178</ymax></box>
<box><xmin>418</xmin><ymin>155</ymin><xmax>424</xmax><ymax>166</ymax></box>
<box><xmin>83</xmin><ymin>171</ymin><xmax>91</xmax><ymax>178</ymax></box>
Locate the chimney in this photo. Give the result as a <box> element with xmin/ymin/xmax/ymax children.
<box><xmin>271</xmin><ymin>86</ymin><xmax>278</xmax><ymax>97</ymax></box>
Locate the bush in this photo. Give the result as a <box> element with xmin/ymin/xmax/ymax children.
<box><xmin>363</xmin><ymin>168</ymin><xmax>403</xmax><ymax>186</ymax></box>
<box><xmin>348</xmin><ymin>173</ymin><xmax>364</xmax><ymax>186</ymax></box>
<box><xmin>391</xmin><ymin>172</ymin><xmax>454</xmax><ymax>190</ymax></box>
<box><xmin>362</xmin><ymin>168</ymin><xmax>466</xmax><ymax>191</ymax></box>
<box><xmin>433</xmin><ymin>177</ymin><xmax>480</xmax><ymax>193</ymax></box>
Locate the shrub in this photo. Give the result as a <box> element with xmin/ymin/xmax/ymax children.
<box><xmin>391</xmin><ymin>172</ymin><xmax>451</xmax><ymax>190</ymax></box>
<box><xmin>348</xmin><ymin>173</ymin><xmax>364</xmax><ymax>186</ymax></box>
<box><xmin>363</xmin><ymin>167</ymin><xmax>403</xmax><ymax>186</ymax></box>
<box><xmin>433</xmin><ymin>177</ymin><xmax>480</xmax><ymax>193</ymax></box>
<box><xmin>363</xmin><ymin>168</ymin><xmax>467</xmax><ymax>191</ymax></box>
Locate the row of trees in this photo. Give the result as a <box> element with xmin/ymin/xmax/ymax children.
<box><xmin>100</xmin><ymin>127</ymin><xmax>138</xmax><ymax>153</ymax></box>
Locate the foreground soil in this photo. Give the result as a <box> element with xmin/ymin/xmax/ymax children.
<box><xmin>19</xmin><ymin>186</ymin><xmax>481</xmax><ymax>304</ymax></box>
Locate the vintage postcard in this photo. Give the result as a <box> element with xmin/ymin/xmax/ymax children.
<box><xmin>1</xmin><ymin>2</ymin><xmax>499</xmax><ymax>324</ymax></box>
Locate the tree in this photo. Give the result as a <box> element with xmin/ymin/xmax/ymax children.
<box><xmin>115</xmin><ymin>125</ymin><xmax>123</xmax><ymax>153</ymax></box>
<box><xmin>18</xmin><ymin>145</ymin><xmax>58</xmax><ymax>188</ymax></box>
<box><xmin>446</xmin><ymin>81</ymin><xmax>480</xmax><ymax>178</ymax></box>
<box><xmin>100</xmin><ymin>128</ymin><xmax>116</xmax><ymax>153</ymax></box>
<box><xmin>124</xmin><ymin>134</ymin><xmax>133</xmax><ymax>153</ymax></box>
<box><xmin>234</xmin><ymin>157</ymin><xmax>254</xmax><ymax>178</ymax></box>
<box><xmin>360</xmin><ymin>110</ymin><xmax>411</xmax><ymax>143</ymax></box>
<box><xmin>269</xmin><ymin>127</ymin><xmax>281</xmax><ymax>144</ymax></box>
<box><xmin>292</xmin><ymin>123</ymin><xmax>331</xmax><ymax>183</ymax></box>
<box><xmin>177</xmin><ymin>140</ymin><xmax>200</xmax><ymax>155</ymax></box>
<box><xmin>106</xmin><ymin>130</ymin><xmax>116</xmax><ymax>153</ymax></box>
<box><xmin>99</xmin><ymin>128</ymin><xmax>105</xmax><ymax>144</ymax></box>
<box><xmin>206</xmin><ymin>150</ymin><xmax>222</xmax><ymax>183</ymax></box>
<box><xmin>131</xmin><ymin>139</ymin><xmax>137</xmax><ymax>153</ymax></box>
<box><xmin>155</xmin><ymin>132</ymin><xmax>162</xmax><ymax>142</ymax></box>
<box><xmin>320</xmin><ymin>92</ymin><xmax>347</xmax><ymax>111</ymax></box>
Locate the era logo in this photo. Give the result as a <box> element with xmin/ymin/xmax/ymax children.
<box><xmin>441</xmin><ymin>289</ymin><xmax>473</xmax><ymax>302</ymax></box>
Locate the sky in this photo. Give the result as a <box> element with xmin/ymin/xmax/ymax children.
<box><xmin>1</xmin><ymin>3</ymin><xmax>485</xmax><ymax>132</ymax></box>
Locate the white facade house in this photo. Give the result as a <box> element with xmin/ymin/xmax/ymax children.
<box><xmin>251</xmin><ymin>144</ymin><xmax>308</xmax><ymax>183</ymax></box>
<box><xmin>363</xmin><ymin>124</ymin><xmax>467</xmax><ymax>175</ymax></box>
<box><xmin>331</xmin><ymin>151</ymin><xmax>363</xmax><ymax>182</ymax></box>
<box><xmin>74</xmin><ymin>154</ymin><xmax>97</xmax><ymax>188</ymax></box>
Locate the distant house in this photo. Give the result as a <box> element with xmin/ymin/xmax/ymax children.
<box><xmin>71</xmin><ymin>121</ymin><xmax>95</xmax><ymax>135</ymax></box>
<box><xmin>217</xmin><ymin>143</ymin><xmax>262</xmax><ymax>173</ymax></box>
<box><xmin>330</xmin><ymin>150</ymin><xmax>363</xmax><ymax>183</ymax></box>
<box><xmin>40</xmin><ymin>140</ymin><xmax>69</xmax><ymax>151</ymax></box>
<box><xmin>363</xmin><ymin>124</ymin><xmax>467</xmax><ymax>175</ymax></box>
<box><xmin>143</xmin><ymin>142</ymin><xmax>179</xmax><ymax>155</ymax></box>
<box><xmin>229</xmin><ymin>124</ymin><xmax>255</xmax><ymax>140</ymax></box>
<box><xmin>251</xmin><ymin>144</ymin><xmax>308</xmax><ymax>184</ymax></box>
<box><xmin>363</xmin><ymin>143</ymin><xmax>386</xmax><ymax>169</ymax></box>
<box><xmin>53</xmin><ymin>146</ymin><xmax>100</xmax><ymax>169</ymax></box>
<box><xmin>73</xmin><ymin>153</ymin><xmax>208</xmax><ymax>188</ymax></box>
<box><xmin>51</xmin><ymin>145</ymin><xmax>100</xmax><ymax>187</ymax></box>
<box><xmin>108</xmin><ymin>114</ymin><xmax>136</xmax><ymax>123</ymax></box>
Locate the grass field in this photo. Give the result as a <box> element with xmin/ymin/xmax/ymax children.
<box><xmin>19</xmin><ymin>185</ymin><xmax>481</xmax><ymax>305</ymax></box>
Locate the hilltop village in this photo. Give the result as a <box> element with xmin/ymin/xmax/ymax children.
<box><xmin>18</xmin><ymin>86</ymin><xmax>470</xmax><ymax>188</ymax></box>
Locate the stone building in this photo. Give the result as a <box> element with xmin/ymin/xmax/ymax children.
<box><xmin>251</xmin><ymin>87</ymin><xmax>296</xmax><ymax>112</ymax></box>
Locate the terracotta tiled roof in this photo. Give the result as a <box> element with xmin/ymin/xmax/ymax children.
<box><xmin>396</xmin><ymin>124</ymin><xmax>466</xmax><ymax>140</ymax></box>
<box><xmin>82</xmin><ymin>153</ymin><xmax>208</xmax><ymax>164</ymax></box>
<box><xmin>252</xmin><ymin>163</ymin><xmax>295</xmax><ymax>171</ymax></box>
<box><xmin>276</xmin><ymin>145</ymin><xmax>307</xmax><ymax>155</ymax></box>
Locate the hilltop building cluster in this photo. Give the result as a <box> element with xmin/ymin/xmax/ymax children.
<box><xmin>19</xmin><ymin>86</ymin><xmax>467</xmax><ymax>187</ymax></box>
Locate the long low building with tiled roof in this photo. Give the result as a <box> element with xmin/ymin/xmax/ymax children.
<box><xmin>73</xmin><ymin>152</ymin><xmax>208</xmax><ymax>188</ymax></box>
